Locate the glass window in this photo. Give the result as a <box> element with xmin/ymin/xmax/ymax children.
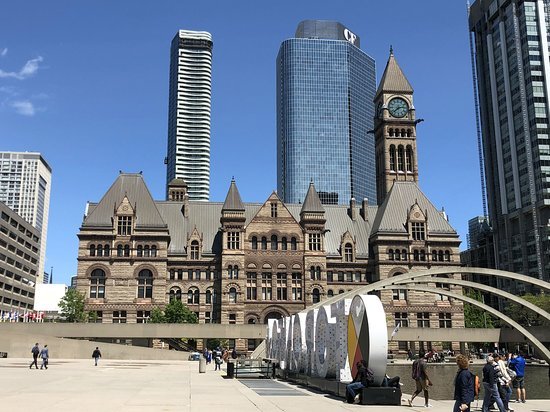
<box><xmin>309</xmin><ymin>233</ymin><xmax>321</xmax><ymax>251</ymax></box>
<box><xmin>251</xmin><ymin>236</ymin><xmax>258</xmax><ymax>250</ymax></box>
<box><xmin>246</xmin><ymin>273</ymin><xmax>257</xmax><ymax>300</ymax></box>
<box><xmin>170</xmin><ymin>287</ymin><xmax>181</xmax><ymax>301</ymax></box>
<box><xmin>190</xmin><ymin>241</ymin><xmax>199</xmax><ymax>259</ymax></box>
<box><xmin>439</xmin><ymin>313</ymin><xmax>452</xmax><ymax>328</ymax></box>
<box><xmin>291</xmin><ymin>237</ymin><xmax>297</xmax><ymax>250</ymax></box>
<box><xmin>281</xmin><ymin>237</ymin><xmax>287</xmax><ymax>250</ymax></box>
<box><xmin>112</xmin><ymin>310</ymin><xmax>127</xmax><ymax>324</ymax></box>
<box><xmin>137</xmin><ymin>245</ymin><xmax>143</xmax><ymax>257</ymax></box>
<box><xmin>227</xmin><ymin>232</ymin><xmax>240</xmax><ymax>249</ymax></box>
<box><xmin>206</xmin><ymin>289</ymin><xmax>212</xmax><ymax>304</ymax></box>
<box><xmin>123</xmin><ymin>245</ymin><xmax>130</xmax><ymax>257</ymax></box>
<box><xmin>90</xmin><ymin>268</ymin><xmax>105</xmax><ymax>299</ymax></box>
<box><xmin>137</xmin><ymin>269</ymin><xmax>153</xmax><ymax>298</ymax></box>
<box><xmin>411</xmin><ymin>222</ymin><xmax>425</xmax><ymax>241</ymax></box>
<box><xmin>417</xmin><ymin>312</ymin><xmax>430</xmax><ymax>328</ymax></box>
<box><xmin>344</xmin><ymin>243</ymin><xmax>353</xmax><ymax>262</ymax></box>
<box><xmin>137</xmin><ymin>310</ymin><xmax>150</xmax><ymax>323</ymax></box>
<box><xmin>117</xmin><ymin>216</ymin><xmax>132</xmax><ymax>236</ymax></box>
<box><xmin>271</xmin><ymin>202</ymin><xmax>278</xmax><ymax>218</ymax></box>
<box><xmin>117</xmin><ymin>245</ymin><xmax>123</xmax><ymax>257</ymax></box>
<box><xmin>89</xmin><ymin>244</ymin><xmax>96</xmax><ymax>257</ymax></box>
<box><xmin>312</xmin><ymin>288</ymin><xmax>320</xmax><ymax>303</ymax></box>
<box><xmin>143</xmin><ymin>245</ymin><xmax>150</xmax><ymax>257</ymax></box>
<box><xmin>261</xmin><ymin>237</ymin><xmax>267</xmax><ymax>250</ymax></box>
<box><xmin>271</xmin><ymin>235</ymin><xmax>278</xmax><ymax>250</ymax></box>
<box><xmin>104</xmin><ymin>245</ymin><xmax>110</xmax><ymax>257</ymax></box>
<box><xmin>276</xmin><ymin>273</ymin><xmax>287</xmax><ymax>300</ymax></box>
<box><xmin>229</xmin><ymin>287</ymin><xmax>237</xmax><ymax>303</ymax></box>
<box><xmin>395</xmin><ymin>312</ymin><xmax>408</xmax><ymax>327</ymax></box>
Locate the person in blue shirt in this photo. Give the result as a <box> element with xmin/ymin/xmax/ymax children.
<box><xmin>509</xmin><ymin>352</ymin><xmax>526</xmax><ymax>403</ymax></box>
<box><xmin>454</xmin><ymin>354</ymin><xmax>475</xmax><ymax>412</ymax></box>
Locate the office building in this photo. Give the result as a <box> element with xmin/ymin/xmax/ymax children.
<box><xmin>0</xmin><ymin>202</ymin><xmax>40</xmax><ymax>315</ymax></box>
<box><xmin>76</xmin><ymin>54</ymin><xmax>463</xmax><ymax>353</ymax></box>
<box><xmin>166</xmin><ymin>30</ymin><xmax>213</xmax><ymax>201</ymax></box>
<box><xmin>0</xmin><ymin>152</ymin><xmax>51</xmax><ymax>283</ymax></box>
<box><xmin>469</xmin><ymin>1</ymin><xmax>550</xmax><ymax>281</ymax></box>
<box><xmin>277</xmin><ymin>20</ymin><xmax>377</xmax><ymax>205</ymax></box>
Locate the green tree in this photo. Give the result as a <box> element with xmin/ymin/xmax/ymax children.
<box><xmin>463</xmin><ymin>289</ymin><xmax>495</xmax><ymax>328</ymax></box>
<box><xmin>164</xmin><ymin>299</ymin><xmax>198</xmax><ymax>323</ymax></box>
<box><xmin>505</xmin><ymin>293</ymin><xmax>550</xmax><ymax>327</ymax></box>
<box><xmin>58</xmin><ymin>288</ymin><xmax>87</xmax><ymax>322</ymax></box>
<box><xmin>149</xmin><ymin>307</ymin><xmax>166</xmax><ymax>323</ymax></box>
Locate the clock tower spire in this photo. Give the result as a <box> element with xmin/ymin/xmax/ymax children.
<box><xmin>373</xmin><ymin>49</ymin><xmax>419</xmax><ymax>205</ymax></box>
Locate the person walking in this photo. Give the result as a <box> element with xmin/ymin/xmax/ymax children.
<box><xmin>407</xmin><ymin>349</ymin><xmax>414</xmax><ymax>361</ymax></box>
<box><xmin>494</xmin><ymin>354</ymin><xmax>513</xmax><ymax>412</ymax></box>
<box><xmin>39</xmin><ymin>344</ymin><xmax>49</xmax><ymax>370</ymax></box>
<box><xmin>482</xmin><ymin>356</ymin><xmax>505</xmax><ymax>412</ymax></box>
<box><xmin>92</xmin><ymin>347</ymin><xmax>102</xmax><ymax>366</ymax></box>
<box><xmin>29</xmin><ymin>342</ymin><xmax>39</xmax><ymax>369</ymax></box>
<box><xmin>214</xmin><ymin>352</ymin><xmax>222</xmax><ymax>371</ymax></box>
<box><xmin>408</xmin><ymin>350</ymin><xmax>432</xmax><ymax>408</ymax></box>
<box><xmin>453</xmin><ymin>354</ymin><xmax>475</xmax><ymax>412</ymax></box>
<box><xmin>509</xmin><ymin>352</ymin><xmax>526</xmax><ymax>403</ymax></box>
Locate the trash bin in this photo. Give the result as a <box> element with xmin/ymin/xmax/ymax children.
<box><xmin>226</xmin><ymin>361</ymin><xmax>235</xmax><ymax>378</ymax></box>
<box><xmin>199</xmin><ymin>357</ymin><xmax>206</xmax><ymax>373</ymax></box>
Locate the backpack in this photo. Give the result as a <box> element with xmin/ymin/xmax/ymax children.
<box><xmin>31</xmin><ymin>347</ymin><xmax>39</xmax><ymax>355</ymax></box>
<box><xmin>471</xmin><ymin>372</ymin><xmax>480</xmax><ymax>397</ymax></box>
<box><xmin>411</xmin><ymin>360</ymin><xmax>422</xmax><ymax>380</ymax></box>
<box><xmin>506</xmin><ymin>367</ymin><xmax>517</xmax><ymax>380</ymax></box>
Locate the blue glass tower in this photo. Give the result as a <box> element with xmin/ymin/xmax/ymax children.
<box><xmin>277</xmin><ymin>20</ymin><xmax>377</xmax><ymax>205</ymax></box>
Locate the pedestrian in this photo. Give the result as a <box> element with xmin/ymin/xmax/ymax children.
<box><xmin>408</xmin><ymin>350</ymin><xmax>432</xmax><ymax>408</ymax></box>
<box><xmin>508</xmin><ymin>352</ymin><xmax>526</xmax><ymax>403</ymax></box>
<box><xmin>345</xmin><ymin>360</ymin><xmax>373</xmax><ymax>404</ymax></box>
<box><xmin>29</xmin><ymin>342</ymin><xmax>39</xmax><ymax>369</ymax></box>
<box><xmin>494</xmin><ymin>354</ymin><xmax>513</xmax><ymax>412</ymax></box>
<box><xmin>206</xmin><ymin>349</ymin><xmax>212</xmax><ymax>365</ymax></box>
<box><xmin>482</xmin><ymin>356</ymin><xmax>505</xmax><ymax>412</ymax></box>
<box><xmin>453</xmin><ymin>354</ymin><xmax>475</xmax><ymax>412</ymax></box>
<box><xmin>231</xmin><ymin>348</ymin><xmax>238</xmax><ymax>359</ymax></box>
<box><xmin>407</xmin><ymin>348</ymin><xmax>414</xmax><ymax>361</ymax></box>
<box><xmin>214</xmin><ymin>352</ymin><xmax>222</xmax><ymax>371</ymax></box>
<box><xmin>40</xmin><ymin>344</ymin><xmax>49</xmax><ymax>370</ymax></box>
<box><xmin>92</xmin><ymin>346</ymin><xmax>102</xmax><ymax>366</ymax></box>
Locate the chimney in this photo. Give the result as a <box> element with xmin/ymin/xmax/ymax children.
<box><xmin>361</xmin><ymin>198</ymin><xmax>369</xmax><ymax>221</ymax></box>
<box><xmin>349</xmin><ymin>198</ymin><xmax>357</xmax><ymax>220</ymax></box>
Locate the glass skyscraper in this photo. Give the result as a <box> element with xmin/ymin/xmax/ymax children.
<box><xmin>277</xmin><ymin>20</ymin><xmax>377</xmax><ymax>205</ymax></box>
<box><xmin>166</xmin><ymin>30</ymin><xmax>213</xmax><ymax>201</ymax></box>
<box><xmin>469</xmin><ymin>0</ymin><xmax>550</xmax><ymax>281</ymax></box>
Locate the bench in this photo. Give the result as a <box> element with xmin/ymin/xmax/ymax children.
<box><xmin>360</xmin><ymin>387</ymin><xmax>401</xmax><ymax>405</ymax></box>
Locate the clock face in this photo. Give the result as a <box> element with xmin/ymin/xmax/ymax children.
<box><xmin>388</xmin><ymin>97</ymin><xmax>409</xmax><ymax>118</ymax></box>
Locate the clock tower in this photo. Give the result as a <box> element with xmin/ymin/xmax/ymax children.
<box><xmin>374</xmin><ymin>49</ymin><xmax>419</xmax><ymax>205</ymax></box>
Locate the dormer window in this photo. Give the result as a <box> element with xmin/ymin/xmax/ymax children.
<box><xmin>117</xmin><ymin>216</ymin><xmax>132</xmax><ymax>236</ymax></box>
<box><xmin>411</xmin><ymin>222</ymin><xmax>425</xmax><ymax>241</ymax></box>
<box><xmin>344</xmin><ymin>243</ymin><xmax>353</xmax><ymax>262</ymax></box>
<box><xmin>190</xmin><ymin>240</ymin><xmax>199</xmax><ymax>260</ymax></box>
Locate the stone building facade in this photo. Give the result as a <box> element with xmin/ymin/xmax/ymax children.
<box><xmin>76</xmin><ymin>52</ymin><xmax>464</xmax><ymax>352</ymax></box>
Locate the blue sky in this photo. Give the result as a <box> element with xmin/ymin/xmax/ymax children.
<box><xmin>0</xmin><ymin>0</ymin><xmax>480</xmax><ymax>286</ymax></box>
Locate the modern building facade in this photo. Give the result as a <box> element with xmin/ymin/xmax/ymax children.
<box><xmin>0</xmin><ymin>152</ymin><xmax>51</xmax><ymax>283</ymax></box>
<box><xmin>166</xmin><ymin>30</ymin><xmax>213</xmax><ymax>201</ymax></box>
<box><xmin>277</xmin><ymin>20</ymin><xmax>377</xmax><ymax>206</ymax></box>
<box><xmin>76</xmin><ymin>54</ymin><xmax>464</xmax><ymax>353</ymax></box>
<box><xmin>0</xmin><ymin>202</ymin><xmax>40</xmax><ymax>315</ymax></box>
<box><xmin>469</xmin><ymin>0</ymin><xmax>550</xmax><ymax>282</ymax></box>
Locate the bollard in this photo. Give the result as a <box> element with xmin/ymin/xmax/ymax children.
<box><xmin>199</xmin><ymin>357</ymin><xmax>206</xmax><ymax>373</ymax></box>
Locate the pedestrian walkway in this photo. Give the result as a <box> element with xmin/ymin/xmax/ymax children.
<box><xmin>0</xmin><ymin>359</ymin><xmax>548</xmax><ymax>412</ymax></box>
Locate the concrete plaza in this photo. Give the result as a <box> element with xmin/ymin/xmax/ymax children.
<box><xmin>1</xmin><ymin>358</ymin><xmax>548</xmax><ymax>412</ymax></box>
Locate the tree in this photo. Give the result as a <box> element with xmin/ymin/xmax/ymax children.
<box><xmin>148</xmin><ymin>300</ymin><xmax>198</xmax><ymax>324</ymax></box>
<box><xmin>149</xmin><ymin>307</ymin><xmax>166</xmax><ymax>323</ymax></box>
<box><xmin>463</xmin><ymin>289</ymin><xmax>495</xmax><ymax>328</ymax></box>
<box><xmin>505</xmin><ymin>293</ymin><xmax>550</xmax><ymax>327</ymax></box>
<box><xmin>58</xmin><ymin>288</ymin><xmax>87</xmax><ymax>322</ymax></box>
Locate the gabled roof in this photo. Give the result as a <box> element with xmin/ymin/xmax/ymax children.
<box><xmin>222</xmin><ymin>179</ymin><xmax>245</xmax><ymax>211</ymax></box>
<box><xmin>83</xmin><ymin>173</ymin><xmax>166</xmax><ymax>228</ymax></box>
<box><xmin>300</xmin><ymin>182</ymin><xmax>324</xmax><ymax>214</ymax></box>
<box><xmin>375</xmin><ymin>50</ymin><xmax>413</xmax><ymax>98</ymax></box>
<box><xmin>371</xmin><ymin>182</ymin><xmax>456</xmax><ymax>235</ymax></box>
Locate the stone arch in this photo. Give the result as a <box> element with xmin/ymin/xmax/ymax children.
<box><xmin>132</xmin><ymin>264</ymin><xmax>158</xmax><ymax>278</ymax></box>
<box><xmin>85</xmin><ymin>264</ymin><xmax>111</xmax><ymax>278</ymax></box>
<box><xmin>261</xmin><ymin>305</ymin><xmax>290</xmax><ymax>323</ymax></box>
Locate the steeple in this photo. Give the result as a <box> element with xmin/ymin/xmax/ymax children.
<box><xmin>300</xmin><ymin>181</ymin><xmax>324</xmax><ymax>215</ymax></box>
<box><xmin>375</xmin><ymin>49</ymin><xmax>413</xmax><ymax>99</ymax></box>
<box><xmin>222</xmin><ymin>178</ymin><xmax>245</xmax><ymax>212</ymax></box>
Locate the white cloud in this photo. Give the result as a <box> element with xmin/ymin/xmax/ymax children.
<box><xmin>11</xmin><ymin>100</ymin><xmax>35</xmax><ymax>116</ymax></box>
<box><xmin>0</xmin><ymin>56</ymin><xmax>43</xmax><ymax>79</ymax></box>
<box><xmin>0</xmin><ymin>48</ymin><xmax>7</xmax><ymax>57</ymax></box>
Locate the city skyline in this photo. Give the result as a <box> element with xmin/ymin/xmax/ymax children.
<box><xmin>0</xmin><ymin>0</ymin><xmax>480</xmax><ymax>286</ymax></box>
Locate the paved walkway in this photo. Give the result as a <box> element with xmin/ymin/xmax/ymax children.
<box><xmin>0</xmin><ymin>359</ymin><xmax>548</xmax><ymax>412</ymax></box>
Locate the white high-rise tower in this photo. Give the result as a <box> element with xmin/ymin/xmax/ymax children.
<box><xmin>166</xmin><ymin>30</ymin><xmax>213</xmax><ymax>201</ymax></box>
<box><xmin>0</xmin><ymin>152</ymin><xmax>52</xmax><ymax>283</ymax></box>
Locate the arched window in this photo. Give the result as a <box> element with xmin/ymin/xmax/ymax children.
<box><xmin>104</xmin><ymin>244</ymin><xmax>110</xmax><ymax>257</ymax></box>
<box><xmin>397</xmin><ymin>145</ymin><xmax>405</xmax><ymax>171</ymax></box>
<box><xmin>315</xmin><ymin>266</ymin><xmax>321</xmax><ymax>280</ymax></box>
<box><xmin>124</xmin><ymin>245</ymin><xmax>130</xmax><ymax>257</ymax></box>
<box><xmin>420</xmin><ymin>250</ymin><xmax>426</xmax><ymax>261</ymax></box>
<box><xmin>90</xmin><ymin>268</ymin><xmax>105</xmax><ymax>299</ymax></box>
<box><xmin>228</xmin><ymin>265</ymin><xmax>233</xmax><ymax>279</ymax></box>
<box><xmin>438</xmin><ymin>250</ymin><xmax>444</xmax><ymax>262</ymax></box>
<box><xmin>327</xmin><ymin>290</ymin><xmax>334</xmax><ymax>297</ymax></box>
<box><xmin>190</xmin><ymin>240</ymin><xmax>199</xmax><ymax>260</ymax></box>
<box><xmin>261</xmin><ymin>237</ymin><xmax>267</xmax><ymax>250</ymax></box>
<box><xmin>170</xmin><ymin>287</ymin><xmax>182</xmax><ymax>302</ymax></box>
<box><xmin>251</xmin><ymin>236</ymin><xmax>258</xmax><ymax>250</ymax></box>
<box><xmin>97</xmin><ymin>244</ymin><xmax>103</xmax><ymax>257</ymax></box>
<box><xmin>344</xmin><ymin>243</ymin><xmax>353</xmax><ymax>262</ymax></box>
<box><xmin>276</xmin><ymin>236</ymin><xmax>285</xmax><ymax>251</ymax></box>
<box><xmin>137</xmin><ymin>245</ymin><xmax>143</xmax><ymax>257</ymax></box>
<box><xmin>117</xmin><ymin>244</ymin><xmax>123</xmax><ymax>257</ymax></box>
<box><xmin>445</xmin><ymin>250</ymin><xmax>451</xmax><ymax>262</ymax></box>
<box><xmin>205</xmin><ymin>289</ymin><xmax>212</xmax><ymax>304</ymax></box>
<box><xmin>432</xmin><ymin>250</ymin><xmax>438</xmax><ymax>261</ymax></box>
<box><xmin>229</xmin><ymin>287</ymin><xmax>237</xmax><ymax>303</ymax></box>
<box><xmin>310</xmin><ymin>266</ymin><xmax>315</xmax><ymax>280</ymax></box>
<box><xmin>151</xmin><ymin>245</ymin><xmax>157</xmax><ymax>257</ymax></box>
<box><xmin>89</xmin><ymin>244</ymin><xmax>96</xmax><ymax>257</ymax></box>
<box><xmin>291</xmin><ymin>237</ymin><xmax>297</xmax><ymax>250</ymax></box>
<box><xmin>388</xmin><ymin>249</ymin><xmax>394</xmax><ymax>260</ymax></box>
<box><xmin>395</xmin><ymin>249</ymin><xmax>401</xmax><ymax>261</ymax></box>
<box><xmin>392</xmin><ymin>272</ymin><xmax>407</xmax><ymax>301</ymax></box>
<box><xmin>339</xmin><ymin>289</ymin><xmax>345</xmax><ymax>294</ymax></box>
<box><xmin>144</xmin><ymin>245</ymin><xmax>150</xmax><ymax>257</ymax></box>
<box><xmin>194</xmin><ymin>288</ymin><xmax>200</xmax><ymax>304</ymax></box>
<box><xmin>402</xmin><ymin>249</ymin><xmax>408</xmax><ymax>261</ymax></box>
<box><xmin>389</xmin><ymin>145</ymin><xmax>396</xmax><ymax>171</ymax></box>
<box><xmin>271</xmin><ymin>235</ymin><xmax>278</xmax><ymax>250</ymax></box>
<box><xmin>312</xmin><ymin>288</ymin><xmax>320</xmax><ymax>304</ymax></box>
<box><xmin>389</xmin><ymin>128</ymin><xmax>394</xmax><ymax>137</ymax></box>
<box><xmin>401</xmin><ymin>128</ymin><xmax>406</xmax><ymax>136</ymax></box>
<box><xmin>413</xmin><ymin>250</ymin><xmax>420</xmax><ymax>261</ymax></box>
<box><xmin>407</xmin><ymin>129</ymin><xmax>412</xmax><ymax>137</ymax></box>
<box><xmin>137</xmin><ymin>269</ymin><xmax>153</xmax><ymax>298</ymax></box>
<box><xmin>395</xmin><ymin>128</ymin><xmax>400</xmax><ymax>137</ymax></box>
<box><xmin>406</xmin><ymin>145</ymin><xmax>413</xmax><ymax>172</ymax></box>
